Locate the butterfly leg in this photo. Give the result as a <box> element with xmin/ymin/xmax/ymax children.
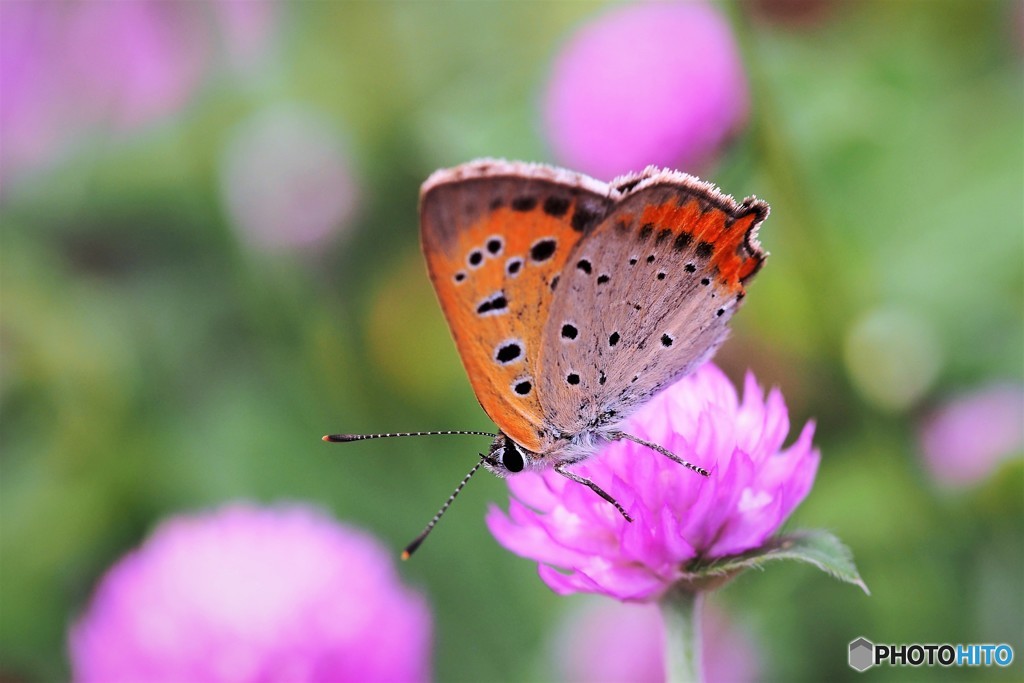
<box><xmin>611</xmin><ymin>432</ymin><xmax>710</xmax><ymax>477</ymax></box>
<box><xmin>554</xmin><ymin>464</ymin><xmax>633</xmax><ymax>522</ymax></box>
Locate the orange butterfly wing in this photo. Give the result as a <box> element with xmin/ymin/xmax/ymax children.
<box><xmin>419</xmin><ymin>160</ymin><xmax>614</xmax><ymax>451</ymax></box>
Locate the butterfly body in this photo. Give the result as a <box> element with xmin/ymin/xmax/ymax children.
<box><xmin>420</xmin><ymin>159</ymin><xmax>768</xmax><ymax>479</ymax></box>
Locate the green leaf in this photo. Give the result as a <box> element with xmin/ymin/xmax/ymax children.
<box><xmin>698</xmin><ymin>529</ymin><xmax>870</xmax><ymax>595</ymax></box>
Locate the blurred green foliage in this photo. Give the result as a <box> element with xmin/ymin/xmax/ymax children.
<box><xmin>1</xmin><ymin>2</ymin><xmax>1021</xmax><ymax>681</ymax></box>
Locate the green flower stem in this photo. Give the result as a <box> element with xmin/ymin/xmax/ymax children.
<box><xmin>659</xmin><ymin>587</ymin><xmax>704</xmax><ymax>683</ymax></box>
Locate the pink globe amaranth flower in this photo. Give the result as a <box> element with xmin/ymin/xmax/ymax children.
<box><xmin>487</xmin><ymin>364</ymin><xmax>820</xmax><ymax>601</ymax></box>
<box><xmin>70</xmin><ymin>503</ymin><xmax>432</xmax><ymax>683</ymax></box>
<box><xmin>543</xmin><ymin>1</ymin><xmax>750</xmax><ymax>180</ymax></box>
<box><xmin>919</xmin><ymin>383</ymin><xmax>1024</xmax><ymax>489</ymax></box>
<box><xmin>555</xmin><ymin>599</ymin><xmax>760</xmax><ymax>683</ymax></box>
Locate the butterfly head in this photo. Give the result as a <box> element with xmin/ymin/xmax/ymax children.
<box><xmin>483</xmin><ymin>432</ymin><xmax>540</xmax><ymax>477</ymax></box>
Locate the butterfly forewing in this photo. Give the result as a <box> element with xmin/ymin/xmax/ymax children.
<box><xmin>419</xmin><ymin>160</ymin><xmax>614</xmax><ymax>451</ymax></box>
<box><xmin>536</xmin><ymin>171</ymin><xmax>767</xmax><ymax>437</ymax></box>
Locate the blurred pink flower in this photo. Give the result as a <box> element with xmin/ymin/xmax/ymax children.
<box><xmin>543</xmin><ymin>1</ymin><xmax>749</xmax><ymax>180</ymax></box>
<box><xmin>211</xmin><ymin>0</ymin><xmax>281</xmax><ymax>71</ymax></box>
<box><xmin>0</xmin><ymin>0</ymin><xmax>280</xmax><ymax>193</ymax></box>
<box><xmin>63</xmin><ymin>0</ymin><xmax>210</xmax><ymax>131</ymax></box>
<box><xmin>219</xmin><ymin>104</ymin><xmax>360</xmax><ymax>252</ymax></box>
<box><xmin>487</xmin><ymin>364</ymin><xmax>819</xmax><ymax>601</ymax></box>
<box><xmin>70</xmin><ymin>503</ymin><xmax>432</xmax><ymax>683</ymax></box>
<box><xmin>555</xmin><ymin>599</ymin><xmax>760</xmax><ymax>683</ymax></box>
<box><xmin>0</xmin><ymin>0</ymin><xmax>81</xmax><ymax>185</ymax></box>
<box><xmin>919</xmin><ymin>383</ymin><xmax>1024</xmax><ymax>489</ymax></box>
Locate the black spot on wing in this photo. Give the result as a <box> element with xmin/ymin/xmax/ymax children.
<box><xmin>542</xmin><ymin>196</ymin><xmax>570</xmax><ymax>217</ymax></box>
<box><xmin>530</xmin><ymin>238</ymin><xmax>557</xmax><ymax>262</ymax></box>
<box><xmin>495</xmin><ymin>342</ymin><xmax>522</xmax><ymax>364</ymax></box>
<box><xmin>571</xmin><ymin>205</ymin><xmax>600</xmax><ymax>232</ymax></box>
<box><xmin>511</xmin><ymin>196</ymin><xmax>537</xmax><ymax>211</ymax></box>
<box><xmin>674</xmin><ymin>232</ymin><xmax>693</xmax><ymax>251</ymax></box>
<box><xmin>476</xmin><ymin>292</ymin><xmax>508</xmax><ymax>316</ymax></box>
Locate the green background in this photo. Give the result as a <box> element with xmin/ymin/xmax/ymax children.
<box><xmin>2</xmin><ymin>1</ymin><xmax>1021</xmax><ymax>681</ymax></box>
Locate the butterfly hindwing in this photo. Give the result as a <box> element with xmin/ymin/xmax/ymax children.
<box><xmin>419</xmin><ymin>160</ymin><xmax>614</xmax><ymax>451</ymax></box>
<box><xmin>537</xmin><ymin>170</ymin><xmax>767</xmax><ymax>437</ymax></box>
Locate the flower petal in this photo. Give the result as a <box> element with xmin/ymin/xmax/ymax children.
<box><xmin>488</xmin><ymin>364</ymin><xmax>821</xmax><ymax>601</ymax></box>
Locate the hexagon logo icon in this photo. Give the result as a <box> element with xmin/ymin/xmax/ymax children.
<box><xmin>849</xmin><ymin>637</ymin><xmax>875</xmax><ymax>672</ymax></box>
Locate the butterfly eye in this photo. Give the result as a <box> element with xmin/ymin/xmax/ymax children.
<box><xmin>502</xmin><ymin>441</ymin><xmax>526</xmax><ymax>473</ymax></box>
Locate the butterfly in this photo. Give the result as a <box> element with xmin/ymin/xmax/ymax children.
<box><xmin>326</xmin><ymin>159</ymin><xmax>768</xmax><ymax>556</ymax></box>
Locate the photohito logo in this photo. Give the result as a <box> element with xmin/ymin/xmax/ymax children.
<box><xmin>848</xmin><ymin>637</ymin><xmax>1014</xmax><ymax>672</ymax></box>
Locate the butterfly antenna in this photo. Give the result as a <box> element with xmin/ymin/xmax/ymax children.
<box><xmin>401</xmin><ymin>457</ymin><xmax>484</xmax><ymax>560</ymax></box>
<box><xmin>323</xmin><ymin>430</ymin><xmax>496</xmax><ymax>442</ymax></box>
